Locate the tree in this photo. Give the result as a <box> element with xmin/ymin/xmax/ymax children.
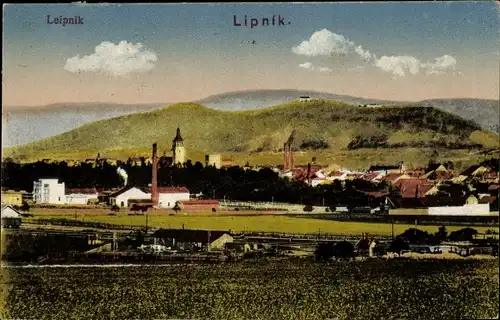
<box><xmin>388</xmin><ymin>238</ymin><xmax>410</xmax><ymax>256</ymax></box>
<box><xmin>173</xmin><ymin>202</ymin><xmax>181</xmax><ymax>213</ymax></box>
<box><xmin>303</xmin><ymin>204</ymin><xmax>314</xmax><ymax>212</ymax></box>
<box><xmin>314</xmin><ymin>242</ymin><xmax>335</xmax><ymax>262</ymax></box>
<box><xmin>435</xmin><ymin>226</ymin><xmax>448</xmax><ymax>242</ymax></box>
<box><xmin>448</xmin><ymin>228</ymin><xmax>478</xmax><ymax>242</ymax></box>
<box><xmin>20</xmin><ymin>202</ymin><xmax>30</xmax><ymax>212</ymax></box>
<box><xmin>333</xmin><ymin>241</ymin><xmax>355</xmax><ymax>260</ymax></box>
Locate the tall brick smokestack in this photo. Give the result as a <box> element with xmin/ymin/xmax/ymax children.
<box><xmin>152</xmin><ymin>143</ymin><xmax>159</xmax><ymax>209</ymax></box>
<box><xmin>283</xmin><ymin>143</ymin><xmax>289</xmax><ymax>171</ymax></box>
<box><xmin>307</xmin><ymin>163</ymin><xmax>312</xmax><ymax>186</ymax></box>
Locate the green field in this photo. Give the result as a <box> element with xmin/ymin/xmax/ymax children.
<box><xmin>28</xmin><ymin>214</ymin><xmax>498</xmax><ymax>236</ymax></box>
<box><xmin>4</xmin><ymin>259</ymin><xmax>499</xmax><ymax>320</ymax></box>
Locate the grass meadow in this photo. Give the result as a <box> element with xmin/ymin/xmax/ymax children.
<box><xmin>25</xmin><ymin>209</ymin><xmax>499</xmax><ymax>236</ymax></box>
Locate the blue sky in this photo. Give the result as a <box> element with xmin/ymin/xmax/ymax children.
<box><xmin>3</xmin><ymin>3</ymin><xmax>499</xmax><ymax>106</ymax></box>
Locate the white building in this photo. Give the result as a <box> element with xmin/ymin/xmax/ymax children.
<box><xmin>146</xmin><ymin>187</ymin><xmax>190</xmax><ymax>208</ymax></box>
<box><xmin>1</xmin><ymin>205</ymin><xmax>22</xmax><ymax>228</ymax></box>
<box><xmin>299</xmin><ymin>96</ymin><xmax>311</xmax><ymax>102</ymax></box>
<box><xmin>65</xmin><ymin>188</ymin><xmax>99</xmax><ymax>205</ymax></box>
<box><xmin>33</xmin><ymin>178</ymin><xmax>66</xmax><ymax>204</ymax></box>
<box><xmin>109</xmin><ymin>187</ymin><xmax>150</xmax><ymax>208</ymax></box>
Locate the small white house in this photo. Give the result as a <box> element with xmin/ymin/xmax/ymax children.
<box><xmin>33</xmin><ymin>178</ymin><xmax>66</xmax><ymax>204</ymax></box>
<box><xmin>146</xmin><ymin>187</ymin><xmax>190</xmax><ymax>208</ymax></box>
<box><xmin>2</xmin><ymin>205</ymin><xmax>22</xmax><ymax>228</ymax></box>
<box><xmin>109</xmin><ymin>186</ymin><xmax>149</xmax><ymax>208</ymax></box>
<box><xmin>65</xmin><ymin>188</ymin><xmax>99</xmax><ymax>205</ymax></box>
<box><xmin>299</xmin><ymin>96</ymin><xmax>311</xmax><ymax>102</ymax></box>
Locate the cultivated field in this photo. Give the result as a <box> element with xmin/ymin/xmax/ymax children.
<box><xmin>25</xmin><ymin>212</ymin><xmax>498</xmax><ymax>236</ymax></box>
<box><xmin>4</xmin><ymin>259</ymin><xmax>499</xmax><ymax>320</ymax></box>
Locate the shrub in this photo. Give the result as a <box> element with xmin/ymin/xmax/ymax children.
<box><xmin>303</xmin><ymin>205</ymin><xmax>314</xmax><ymax>212</ymax></box>
<box><xmin>448</xmin><ymin>228</ymin><xmax>478</xmax><ymax>242</ymax></box>
<box><xmin>388</xmin><ymin>238</ymin><xmax>410</xmax><ymax>256</ymax></box>
<box><xmin>333</xmin><ymin>241</ymin><xmax>355</xmax><ymax>260</ymax></box>
<box><xmin>212</xmin><ymin>208</ymin><xmax>217</xmax><ymax>213</ymax></box>
<box><xmin>314</xmin><ymin>242</ymin><xmax>334</xmax><ymax>262</ymax></box>
<box><xmin>111</xmin><ymin>205</ymin><xmax>120</xmax><ymax>212</ymax></box>
<box><xmin>20</xmin><ymin>202</ymin><xmax>30</xmax><ymax>212</ymax></box>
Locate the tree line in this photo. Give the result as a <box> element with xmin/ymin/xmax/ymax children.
<box><xmin>1</xmin><ymin>159</ymin><xmax>389</xmax><ymax>207</ymax></box>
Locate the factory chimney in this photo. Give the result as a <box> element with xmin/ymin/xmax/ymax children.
<box><xmin>283</xmin><ymin>143</ymin><xmax>290</xmax><ymax>171</ymax></box>
<box><xmin>307</xmin><ymin>163</ymin><xmax>312</xmax><ymax>186</ymax></box>
<box><xmin>152</xmin><ymin>143</ymin><xmax>159</xmax><ymax>209</ymax></box>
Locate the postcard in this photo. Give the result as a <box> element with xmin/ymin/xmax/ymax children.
<box><xmin>1</xmin><ymin>2</ymin><xmax>499</xmax><ymax>320</ymax></box>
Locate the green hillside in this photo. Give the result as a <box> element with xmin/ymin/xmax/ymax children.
<box><xmin>3</xmin><ymin>100</ymin><xmax>498</xmax><ymax>164</ymax></box>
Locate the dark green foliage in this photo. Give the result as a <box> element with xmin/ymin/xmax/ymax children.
<box><xmin>303</xmin><ymin>205</ymin><xmax>314</xmax><ymax>212</ymax></box>
<box><xmin>111</xmin><ymin>205</ymin><xmax>120</xmax><ymax>212</ymax></box>
<box><xmin>0</xmin><ymin>160</ymin><xmax>387</xmax><ymax>207</ymax></box>
<box><xmin>388</xmin><ymin>238</ymin><xmax>410</xmax><ymax>255</ymax></box>
<box><xmin>333</xmin><ymin>241</ymin><xmax>355</xmax><ymax>260</ymax></box>
<box><xmin>448</xmin><ymin>228</ymin><xmax>478</xmax><ymax>242</ymax></box>
<box><xmin>299</xmin><ymin>138</ymin><xmax>330</xmax><ymax>150</ymax></box>
<box><xmin>20</xmin><ymin>201</ymin><xmax>30</xmax><ymax>211</ymax></box>
<box><xmin>314</xmin><ymin>242</ymin><xmax>335</xmax><ymax>262</ymax></box>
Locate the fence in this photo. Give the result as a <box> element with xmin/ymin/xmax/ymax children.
<box><xmin>30</xmin><ymin>218</ymin><xmax>144</xmax><ymax>231</ymax></box>
<box><xmin>221</xmin><ymin>200</ymin><xmax>329</xmax><ymax>212</ymax></box>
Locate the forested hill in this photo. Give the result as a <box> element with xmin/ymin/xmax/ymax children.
<box><xmin>4</xmin><ymin>100</ymin><xmax>498</xmax><ymax>159</ymax></box>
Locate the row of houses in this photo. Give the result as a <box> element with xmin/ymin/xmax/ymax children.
<box><xmin>1</xmin><ymin>178</ymin><xmax>220</xmax><ymax>210</ymax></box>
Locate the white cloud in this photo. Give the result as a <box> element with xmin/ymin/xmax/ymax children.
<box><xmin>354</xmin><ymin>45</ymin><xmax>374</xmax><ymax>61</ymax></box>
<box><xmin>299</xmin><ymin>62</ymin><xmax>314</xmax><ymax>70</ymax></box>
<box><xmin>319</xmin><ymin>67</ymin><xmax>332</xmax><ymax>73</ymax></box>
<box><xmin>421</xmin><ymin>55</ymin><xmax>457</xmax><ymax>75</ymax></box>
<box><xmin>374</xmin><ymin>56</ymin><xmax>421</xmax><ymax>77</ymax></box>
<box><xmin>293</xmin><ymin>29</ymin><xmax>459</xmax><ymax>78</ymax></box>
<box><xmin>292</xmin><ymin>29</ymin><xmax>354</xmax><ymax>57</ymax></box>
<box><xmin>65</xmin><ymin>41</ymin><xmax>158</xmax><ymax>77</ymax></box>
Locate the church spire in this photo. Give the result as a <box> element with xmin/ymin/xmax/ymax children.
<box><xmin>173</xmin><ymin>127</ymin><xmax>183</xmax><ymax>142</ymax></box>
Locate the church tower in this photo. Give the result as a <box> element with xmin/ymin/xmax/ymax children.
<box><xmin>172</xmin><ymin>127</ymin><xmax>186</xmax><ymax>166</ymax></box>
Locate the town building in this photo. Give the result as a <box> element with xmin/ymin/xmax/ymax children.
<box><xmin>205</xmin><ymin>154</ymin><xmax>222</xmax><ymax>168</ymax></box>
<box><xmin>65</xmin><ymin>188</ymin><xmax>99</xmax><ymax>205</ymax></box>
<box><xmin>299</xmin><ymin>96</ymin><xmax>311</xmax><ymax>102</ymax></box>
<box><xmin>145</xmin><ymin>186</ymin><xmax>190</xmax><ymax>208</ymax></box>
<box><xmin>152</xmin><ymin>229</ymin><xmax>233</xmax><ymax>251</ymax></box>
<box><xmin>1</xmin><ymin>205</ymin><xmax>22</xmax><ymax>228</ymax></box>
<box><xmin>33</xmin><ymin>178</ymin><xmax>66</xmax><ymax>204</ymax></box>
<box><xmin>1</xmin><ymin>190</ymin><xmax>23</xmax><ymax>206</ymax></box>
<box><xmin>109</xmin><ymin>186</ymin><xmax>150</xmax><ymax>208</ymax></box>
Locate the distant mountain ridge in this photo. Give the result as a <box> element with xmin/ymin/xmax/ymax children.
<box><xmin>197</xmin><ymin>89</ymin><xmax>408</xmax><ymax>110</ymax></box>
<box><xmin>197</xmin><ymin>90</ymin><xmax>498</xmax><ymax>133</ymax></box>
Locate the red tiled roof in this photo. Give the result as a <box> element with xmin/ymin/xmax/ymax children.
<box><xmin>399</xmin><ymin>179</ymin><xmax>434</xmax><ymax>198</ymax></box>
<box><xmin>66</xmin><ymin>188</ymin><xmax>98</xmax><ymax>195</ymax></box>
<box><xmin>479</xmin><ymin>195</ymin><xmax>497</xmax><ymax>204</ymax></box>
<box><xmin>483</xmin><ymin>171</ymin><xmax>499</xmax><ymax>179</ymax></box>
<box><xmin>143</xmin><ymin>187</ymin><xmax>190</xmax><ymax>194</ymax></box>
<box><xmin>384</xmin><ymin>173</ymin><xmax>404</xmax><ymax>183</ymax></box>
<box><xmin>362</xmin><ymin>172</ymin><xmax>380</xmax><ymax>180</ymax></box>
<box><xmin>346</xmin><ymin>173</ymin><xmax>363</xmax><ymax>178</ymax></box>
<box><xmin>488</xmin><ymin>184</ymin><xmax>499</xmax><ymax>191</ymax></box>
